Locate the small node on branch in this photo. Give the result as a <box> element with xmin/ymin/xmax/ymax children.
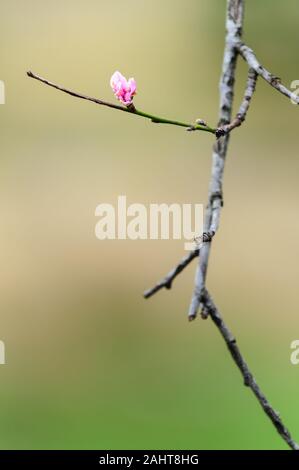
<box><xmin>194</xmin><ymin>231</ymin><xmax>215</xmax><ymax>247</ymax></box>
<box><xmin>200</xmin><ymin>305</ymin><xmax>209</xmax><ymax>320</ymax></box>
<box><xmin>215</xmin><ymin>127</ymin><xmax>226</xmax><ymax>139</ymax></box>
<box><xmin>196</xmin><ymin>118</ymin><xmax>208</xmax><ymax>126</ymax></box>
<box><xmin>126</xmin><ymin>103</ymin><xmax>136</xmax><ymax>113</ymax></box>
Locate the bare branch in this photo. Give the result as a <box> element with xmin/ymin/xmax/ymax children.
<box><xmin>224</xmin><ymin>68</ymin><xmax>258</xmax><ymax>133</ymax></box>
<box><xmin>143</xmin><ymin>248</ymin><xmax>199</xmax><ymax>299</ymax></box>
<box><xmin>202</xmin><ymin>289</ymin><xmax>299</xmax><ymax>451</ymax></box>
<box><xmin>143</xmin><ymin>230</ymin><xmax>222</xmax><ymax>299</ymax></box>
<box><xmin>237</xmin><ymin>43</ymin><xmax>299</xmax><ymax>105</ymax></box>
<box><xmin>188</xmin><ymin>0</ymin><xmax>244</xmax><ymax>321</ymax></box>
<box><xmin>27</xmin><ymin>70</ymin><xmax>128</xmax><ymax>112</ymax></box>
<box><xmin>26</xmin><ymin>70</ymin><xmax>217</xmax><ymax>134</ymax></box>
<box><xmin>145</xmin><ymin>268</ymin><xmax>299</xmax><ymax>449</ymax></box>
<box><xmin>143</xmin><ymin>0</ymin><xmax>299</xmax><ymax>450</ymax></box>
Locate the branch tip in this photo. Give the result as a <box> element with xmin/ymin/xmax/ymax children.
<box><xmin>188</xmin><ymin>314</ymin><xmax>197</xmax><ymax>322</ymax></box>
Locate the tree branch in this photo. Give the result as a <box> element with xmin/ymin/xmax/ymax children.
<box><xmin>144</xmin><ymin>0</ymin><xmax>298</xmax><ymax>449</ymax></box>
<box><xmin>144</xmin><ymin>259</ymin><xmax>299</xmax><ymax>449</ymax></box>
<box><xmin>237</xmin><ymin>42</ymin><xmax>299</xmax><ymax>105</ymax></box>
<box><xmin>188</xmin><ymin>0</ymin><xmax>244</xmax><ymax>321</ymax></box>
<box><xmin>202</xmin><ymin>289</ymin><xmax>299</xmax><ymax>451</ymax></box>
<box><xmin>26</xmin><ymin>70</ymin><xmax>217</xmax><ymax>135</ymax></box>
<box><xmin>224</xmin><ymin>68</ymin><xmax>258</xmax><ymax>133</ymax></box>
<box><xmin>143</xmin><ymin>248</ymin><xmax>199</xmax><ymax>299</ymax></box>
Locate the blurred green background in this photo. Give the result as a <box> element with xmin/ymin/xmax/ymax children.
<box><xmin>0</xmin><ymin>0</ymin><xmax>299</xmax><ymax>450</ymax></box>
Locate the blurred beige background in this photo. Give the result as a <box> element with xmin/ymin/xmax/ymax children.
<box><xmin>0</xmin><ymin>0</ymin><xmax>298</xmax><ymax>449</ymax></box>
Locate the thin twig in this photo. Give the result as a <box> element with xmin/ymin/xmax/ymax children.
<box><xmin>143</xmin><ymin>231</ymin><xmax>220</xmax><ymax>299</ymax></box>
<box><xmin>237</xmin><ymin>43</ymin><xmax>299</xmax><ymax>105</ymax></box>
<box><xmin>224</xmin><ymin>68</ymin><xmax>258</xmax><ymax>133</ymax></box>
<box><xmin>188</xmin><ymin>0</ymin><xmax>244</xmax><ymax>321</ymax></box>
<box><xmin>27</xmin><ymin>70</ymin><xmax>128</xmax><ymax>112</ymax></box>
<box><xmin>143</xmin><ymin>248</ymin><xmax>199</xmax><ymax>299</ymax></box>
<box><xmin>26</xmin><ymin>70</ymin><xmax>217</xmax><ymax>134</ymax></box>
<box><xmin>202</xmin><ymin>289</ymin><xmax>299</xmax><ymax>451</ymax></box>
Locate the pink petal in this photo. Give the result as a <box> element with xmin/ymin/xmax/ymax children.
<box><xmin>124</xmin><ymin>92</ymin><xmax>132</xmax><ymax>103</ymax></box>
<box><xmin>110</xmin><ymin>71</ymin><xmax>127</xmax><ymax>93</ymax></box>
<box><xmin>128</xmin><ymin>78</ymin><xmax>137</xmax><ymax>95</ymax></box>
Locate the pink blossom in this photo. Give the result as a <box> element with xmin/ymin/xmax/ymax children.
<box><xmin>110</xmin><ymin>71</ymin><xmax>137</xmax><ymax>106</ymax></box>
